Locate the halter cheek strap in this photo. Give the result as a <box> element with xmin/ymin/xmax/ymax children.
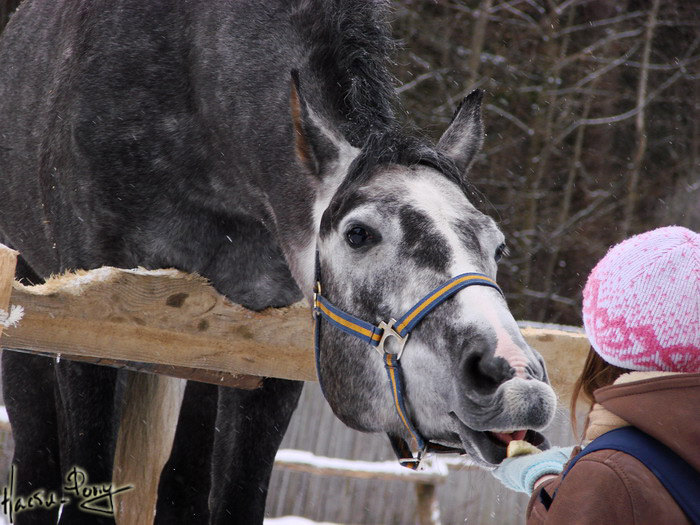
<box><xmin>313</xmin><ymin>254</ymin><xmax>503</xmax><ymax>469</ymax></box>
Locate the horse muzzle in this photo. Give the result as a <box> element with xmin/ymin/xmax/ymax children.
<box><xmin>452</xmin><ymin>376</ymin><xmax>557</xmax><ymax>432</ymax></box>
<box><xmin>449</xmin><ymin>376</ymin><xmax>556</xmax><ymax>464</ymax></box>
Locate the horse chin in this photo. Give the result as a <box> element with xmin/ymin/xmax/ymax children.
<box><xmin>449</xmin><ymin>413</ymin><xmax>550</xmax><ymax>466</ymax></box>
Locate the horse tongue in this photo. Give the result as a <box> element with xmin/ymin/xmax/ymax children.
<box><xmin>491</xmin><ymin>430</ymin><xmax>527</xmax><ymax>445</ymax></box>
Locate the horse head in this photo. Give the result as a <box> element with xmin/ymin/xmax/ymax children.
<box><xmin>290</xmin><ymin>75</ymin><xmax>556</xmax><ymax>465</ymax></box>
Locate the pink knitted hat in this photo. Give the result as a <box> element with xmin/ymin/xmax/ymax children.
<box><xmin>582</xmin><ymin>226</ymin><xmax>700</xmax><ymax>372</ymax></box>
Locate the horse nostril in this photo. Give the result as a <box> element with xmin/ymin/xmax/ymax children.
<box><xmin>460</xmin><ymin>340</ymin><xmax>514</xmax><ymax>396</ymax></box>
<box><xmin>525</xmin><ymin>363</ymin><xmax>543</xmax><ymax>381</ymax></box>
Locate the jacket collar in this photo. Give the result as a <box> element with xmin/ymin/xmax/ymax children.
<box><xmin>583</xmin><ymin>372</ymin><xmax>681</xmax><ymax>444</ymax></box>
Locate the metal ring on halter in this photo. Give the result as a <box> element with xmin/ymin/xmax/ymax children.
<box><xmin>376</xmin><ymin>319</ymin><xmax>409</xmax><ymax>359</ymax></box>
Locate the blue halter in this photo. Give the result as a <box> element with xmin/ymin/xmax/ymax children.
<box><xmin>313</xmin><ymin>252</ymin><xmax>503</xmax><ymax>468</ymax></box>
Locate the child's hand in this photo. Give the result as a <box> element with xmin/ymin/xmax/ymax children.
<box><xmin>491</xmin><ymin>446</ymin><xmax>575</xmax><ymax>494</ymax></box>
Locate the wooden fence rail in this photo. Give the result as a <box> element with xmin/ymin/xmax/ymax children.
<box><xmin>0</xmin><ymin>243</ymin><xmax>590</xmax><ymax>404</ymax></box>
<box><xmin>273</xmin><ymin>449</ymin><xmax>461</xmax><ymax>525</ymax></box>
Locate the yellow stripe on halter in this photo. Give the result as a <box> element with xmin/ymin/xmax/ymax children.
<box><xmin>317</xmin><ymin>301</ymin><xmax>382</xmax><ymax>342</ymax></box>
<box><xmin>395</xmin><ymin>274</ymin><xmax>498</xmax><ymax>333</ymax></box>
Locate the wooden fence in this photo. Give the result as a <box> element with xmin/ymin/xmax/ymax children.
<box><xmin>0</xmin><ymin>244</ymin><xmax>590</xmax><ymax>524</ymax></box>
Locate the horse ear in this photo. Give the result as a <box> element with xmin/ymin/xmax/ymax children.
<box><xmin>290</xmin><ymin>70</ymin><xmax>340</xmax><ymax>176</ymax></box>
<box><xmin>437</xmin><ymin>89</ymin><xmax>484</xmax><ymax>176</ymax></box>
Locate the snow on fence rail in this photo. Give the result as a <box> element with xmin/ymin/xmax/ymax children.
<box><xmin>272</xmin><ymin>449</ymin><xmax>476</xmax><ymax>525</ymax></box>
<box><xmin>0</xmin><ymin>243</ymin><xmax>590</xmax><ymax>404</ymax></box>
<box><xmin>275</xmin><ymin>449</ymin><xmax>452</xmax><ymax>483</ymax></box>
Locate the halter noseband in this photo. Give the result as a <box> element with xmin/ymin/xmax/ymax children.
<box><xmin>312</xmin><ymin>252</ymin><xmax>503</xmax><ymax>469</ymax></box>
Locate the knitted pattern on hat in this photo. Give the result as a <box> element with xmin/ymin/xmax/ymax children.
<box><xmin>582</xmin><ymin>226</ymin><xmax>700</xmax><ymax>372</ymax></box>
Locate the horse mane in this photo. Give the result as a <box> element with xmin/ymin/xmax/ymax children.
<box><xmin>293</xmin><ymin>0</ymin><xmax>481</xmax><ymax>226</ymax></box>
<box><xmin>292</xmin><ymin>0</ymin><xmax>398</xmax><ymax>146</ymax></box>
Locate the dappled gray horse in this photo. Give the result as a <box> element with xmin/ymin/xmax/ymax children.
<box><xmin>0</xmin><ymin>0</ymin><xmax>555</xmax><ymax>523</ymax></box>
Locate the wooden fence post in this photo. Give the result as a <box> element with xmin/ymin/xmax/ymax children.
<box><xmin>113</xmin><ymin>372</ymin><xmax>185</xmax><ymax>525</ymax></box>
<box><xmin>415</xmin><ymin>482</ymin><xmax>441</xmax><ymax>525</ymax></box>
<box><xmin>0</xmin><ymin>243</ymin><xmax>18</xmax><ymax>341</ymax></box>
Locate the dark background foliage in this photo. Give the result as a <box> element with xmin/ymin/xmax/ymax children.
<box><xmin>0</xmin><ymin>0</ymin><xmax>18</xmax><ymax>32</ymax></box>
<box><xmin>1</xmin><ymin>0</ymin><xmax>697</xmax><ymax>325</ymax></box>
<box><xmin>392</xmin><ymin>0</ymin><xmax>699</xmax><ymax>325</ymax></box>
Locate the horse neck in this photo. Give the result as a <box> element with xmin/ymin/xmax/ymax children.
<box><xmin>265</xmin><ymin>143</ymin><xmax>358</xmax><ymax>300</ymax></box>
<box><xmin>186</xmin><ymin>3</ymin><xmax>369</xmax><ymax>295</ymax></box>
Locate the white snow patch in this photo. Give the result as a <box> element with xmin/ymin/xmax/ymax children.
<box><xmin>0</xmin><ymin>305</ymin><xmax>23</xmax><ymax>328</ymax></box>
<box><xmin>274</xmin><ymin>449</ymin><xmax>482</xmax><ymax>479</ymax></box>
<box><xmin>265</xmin><ymin>517</ymin><xmax>341</xmax><ymax>525</ymax></box>
<box><xmin>275</xmin><ymin>448</ymin><xmax>449</xmax><ymax>479</ymax></box>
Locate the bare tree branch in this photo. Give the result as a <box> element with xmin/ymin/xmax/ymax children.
<box><xmin>554</xmin><ymin>10</ymin><xmax>645</xmax><ymax>37</ymax></box>
<box><xmin>554</xmin><ymin>0</ymin><xmax>594</xmax><ymax>16</ymax></box>
<box><xmin>397</xmin><ymin>69</ymin><xmax>449</xmax><ymax>94</ymax></box>
<box><xmin>485</xmin><ymin>103</ymin><xmax>534</xmax><ymax>135</ymax></box>
<box><xmin>553</xmin><ymin>68</ymin><xmax>686</xmax><ymax>145</ymax></box>
<box><xmin>584</xmin><ymin>53</ymin><xmax>700</xmax><ymax>71</ymax></box>
<box><xmin>517</xmin><ymin>289</ymin><xmax>579</xmax><ymax>307</ymax></box>
<box><xmin>572</xmin><ymin>44</ymin><xmax>641</xmax><ymax>89</ymax></box>
<box><xmin>557</xmin><ymin>29</ymin><xmax>644</xmax><ymax>69</ymax></box>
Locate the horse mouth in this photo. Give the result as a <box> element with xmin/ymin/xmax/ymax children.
<box><xmin>475</xmin><ymin>429</ymin><xmax>547</xmax><ymax>465</ymax></box>
<box><xmin>448</xmin><ymin>414</ymin><xmax>548</xmax><ymax>465</ymax></box>
<box><xmin>484</xmin><ymin>429</ymin><xmax>545</xmax><ymax>450</ymax></box>
<box><xmin>486</xmin><ymin>430</ymin><xmax>528</xmax><ymax>445</ymax></box>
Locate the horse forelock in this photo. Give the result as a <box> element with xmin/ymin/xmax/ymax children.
<box><xmin>318</xmin><ymin>130</ymin><xmax>476</xmax><ymax>234</ymax></box>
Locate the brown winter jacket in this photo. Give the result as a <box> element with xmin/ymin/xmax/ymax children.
<box><xmin>527</xmin><ymin>372</ymin><xmax>700</xmax><ymax>525</ymax></box>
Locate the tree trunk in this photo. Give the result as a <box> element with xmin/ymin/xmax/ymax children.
<box><xmin>467</xmin><ymin>0</ymin><xmax>494</xmax><ymax>88</ymax></box>
<box><xmin>620</xmin><ymin>0</ymin><xmax>662</xmax><ymax>238</ymax></box>
<box><xmin>538</xmin><ymin>88</ymin><xmax>596</xmax><ymax>321</ymax></box>
<box><xmin>521</xmin><ymin>5</ymin><xmax>575</xmax><ymax>311</ymax></box>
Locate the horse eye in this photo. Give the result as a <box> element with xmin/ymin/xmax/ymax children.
<box><xmin>495</xmin><ymin>243</ymin><xmax>508</xmax><ymax>262</ymax></box>
<box><xmin>346</xmin><ymin>226</ymin><xmax>372</xmax><ymax>248</ymax></box>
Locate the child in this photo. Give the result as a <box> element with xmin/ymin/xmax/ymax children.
<box><xmin>492</xmin><ymin>226</ymin><xmax>699</xmax><ymax>524</ymax></box>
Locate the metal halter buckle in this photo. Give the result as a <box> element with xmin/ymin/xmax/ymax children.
<box><xmin>376</xmin><ymin>318</ymin><xmax>409</xmax><ymax>359</ymax></box>
<box><xmin>313</xmin><ymin>282</ymin><xmax>322</xmax><ymax>318</ymax></box>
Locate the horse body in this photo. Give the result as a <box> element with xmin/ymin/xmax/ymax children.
<box><xmin>0</xmin><ymin>1</ymin><xmax>555</xmax><ymax>523</ymax></box>
<box><xmin>1</xmin><ymin>0</ymin><xmax>317</xmax><ymax>302</ymax></box>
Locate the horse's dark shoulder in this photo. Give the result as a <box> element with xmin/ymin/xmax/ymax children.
<box><xmin>0</xmin><ymin>1</ymin><xmax>297</xmax><ymax>304</ymax></box>
<box><xmin>0</xmin><ymin>0</ymin><xmax>400</xmax><ymax>307</ymax></box>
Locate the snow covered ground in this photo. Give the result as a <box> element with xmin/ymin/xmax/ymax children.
<box><xmin>265</xmin><ymin>517</ymin><xmax>341</xmax><ymax>525</ymax></box>
<box><xmin>0</xmin><ymin>514</ymin><xmax>341</xmax><ymax>524</ymax></box>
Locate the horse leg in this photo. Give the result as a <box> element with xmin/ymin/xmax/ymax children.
<box><xmin>155</xmin><ymin>380</ymin><xmax>218</xmax><ymax>524</ymax></box>
<box><xmin>2</xmin><ymin>351</ymin><xmax>61</xmax><ymax>525</ymax></box>
<box><xmin>208</xmin><ymin>378</ymin><xmax>303</xmax><ymax>525</ymax></box>
<box><xmin>54</xmin><ymin>362</ymin><xmax>123</xmax><ymax>525</ymax></box>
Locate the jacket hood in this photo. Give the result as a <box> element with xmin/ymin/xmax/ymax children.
<box><xmin>594</xmin><ymin>372</ymin><xmax>700</xmax><ymax>472</ymax></box>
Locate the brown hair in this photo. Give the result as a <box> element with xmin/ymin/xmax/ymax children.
<box><xmin>570</xmin><ymin>346</ymin><xmax>629</xmax><ymax>435</ymax></box>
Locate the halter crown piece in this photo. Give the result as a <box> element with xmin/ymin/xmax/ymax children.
<box><xmin>312</xmin><ymin>251</ymin><xmax>503</xmax><ymax>469</ymax></box>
